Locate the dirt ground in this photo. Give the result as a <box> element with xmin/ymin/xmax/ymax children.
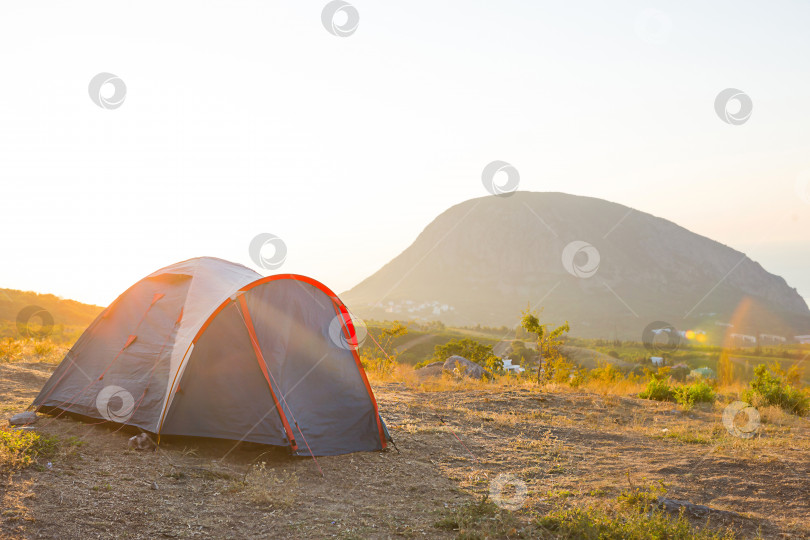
<box><xmin>2</xmin><ymin>359</ymin><xmax>810</xmax><ymax>539</ymax></box>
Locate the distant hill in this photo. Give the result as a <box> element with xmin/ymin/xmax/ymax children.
<box><xmin>0</xmin><ymin>288</ymin><xmax>103</xmax><ymax>341</ymax></box>
<box><xmin>343</xmin><ymin>192</ymin><xmax>810</xmax><ymax>341</ymax></box>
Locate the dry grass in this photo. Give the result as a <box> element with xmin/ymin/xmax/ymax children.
<box><xmin>2</xmin><ymin>343</ymin><xmax>809</xmax><ymax>538</ymax></box>
<box><xmin>0</xmin><ymin>338</ymin><xmax>67</xmax><ymax>365</ymax></box>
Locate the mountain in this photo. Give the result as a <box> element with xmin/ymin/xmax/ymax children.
<box><xmin>0</xmin><ymin>288</ymin><xmax>103</xmax><ymax>340</ymax></box>
<box><xmin>343</xmin><ymin>192</ymin><xmax>810</xmax><ymax>340</ymax></box>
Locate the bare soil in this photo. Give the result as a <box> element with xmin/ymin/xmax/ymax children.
<box><xmin>2</xmin><ymin>360</ymin><xmax>810</xmax><ymax>539</ymax></box>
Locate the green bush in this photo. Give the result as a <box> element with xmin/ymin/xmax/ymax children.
<box><xmin>743</xmin><ymin>364</ymin><xmax>809</xmax><ymax>416</ymax></box>
<box><xmin>640</xmin><ymin>375</ymin><xmax>715</xmax><ymax>408</ymax></box>
<box><xmin>0</xmin><ymin>428</ymin><xmax>60</xmax><ymax>470</ymax></box>
<box><xmin>639</xmin><ymin>374</ymin><xmax>675</xmax><ymax>402</ymax></box>
<box><xmin>673</xmin><ymin>380</ymin><xmax>715</xmax><ymax>408</ymax></box>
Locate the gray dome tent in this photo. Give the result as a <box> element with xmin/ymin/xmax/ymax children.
<box><xmin>34</xmin><ymin>257</ymin><xmax>388</xmax><ymax>456</ymax></box>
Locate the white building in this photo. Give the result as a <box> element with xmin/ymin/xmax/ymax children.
<box><xmin>501</xmin><ymin>358</ymin><xmax>525</xmax><ymax>374</ymax></box>
<box><xmin>759</xmin><ymin>334</ymin><xmax>787</xmax><ymax>343</ymax></box>
<box><xmin>730</xmin><ymin>333</ymin><xmax>757</xmax><ymax>344</ymax></box>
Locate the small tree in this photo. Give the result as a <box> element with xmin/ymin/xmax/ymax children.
<box><xmin>717</xmin><ymin>350</ymin><xmax>734</xmax><ymax>386</ymax></box>
<box><xmin>520</xmin><ymin>306</ymin><xmax>569</xmax><ymax>383</ymax></box>
<box><xmin>360</xmin><ymin>321</ymin><xmax>408</xmax><ymax>375</ymax></box>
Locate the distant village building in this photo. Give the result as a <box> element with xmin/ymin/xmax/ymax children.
<box><xmin>795</xmin><ymin>335</ymin><xmax>810</xmax><ymax>345</ymax></box>
<box><xmin>730</xmin><ymin>333</ymin><xmax>757</xmax><ymax>344</ymax></box>
<box><xmin>759</xmin><ymin>334</ymin><xmax>787</xmax><ymax>343</ymax></box>
<box><xmin>650</xmin><ymin>356</ymin><xmax>664</xmax><ymax>366</ymax></box>
<box><xmin>714</xmin><ymin>321</ymin><xmax>734</xmax><ymax>328</ymax></box>
<box><xmin>501</xmin><ymin>358</ymin><xmax>525</xmax><ymax>374</ymax></box>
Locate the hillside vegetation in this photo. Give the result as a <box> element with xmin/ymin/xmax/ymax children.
<box><xmin>0</xmin><ymin>288</ymin><xmax>102</xmax><ymax>343</ymax></box>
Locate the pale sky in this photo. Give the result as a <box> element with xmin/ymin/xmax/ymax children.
<box><xmin>1</xmin><ymin>1</ymin><xmax>809</xmax><ymax>309</ymax></box>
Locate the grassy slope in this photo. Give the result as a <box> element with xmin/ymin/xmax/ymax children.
<box><xmin>0</xmin><ymin>288</ymin><xmax>103</xmax><ymax>343</ymax></box>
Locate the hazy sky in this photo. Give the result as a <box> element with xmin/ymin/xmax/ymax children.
<box><xmin>1</xmin><ymin>1</ymin><xmax>809</xmax><ymax>308</ymax></box>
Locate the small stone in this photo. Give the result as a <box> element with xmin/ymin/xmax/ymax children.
<box><xmin>9</xmin><ymin>411</ymin><xmax>39</xmax><ymax>426</ymax></box>
<box><xmin>128</xmin><ymin>433</ymin><xmax>156</xmax><ymax>451</ymax></box>
<box><xmin>151</xmin><ymin>481</ymin><xmax>158</xmax><ymax>490</ymax></box>
<box><xmin>442</xmin><ymin>356</ymin><xmax>491</xmax><ymax>380</ymax></box>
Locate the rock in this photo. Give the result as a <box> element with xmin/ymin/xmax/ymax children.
<box><xmin>415</xmin><ymin>361</ymin><xmax>445</xmax><ymax>379</ymax></box>
<box><xmin>657</xmin><ymin>497</ymin><xmax>741</xmax><ymax>520</ymax></box>
<box><xmin>442</xmin><ymin>356</ymin><xmax>491</xmax><ymax>380</ymax></box>
<box><xmin>128</xmin><ymin>433</ymin><xmax>156</xmax><ymax>451</ymax></box>
<box><xmin>9</xmin><ymin>411</ymin><xmax>39</xmax><ymax>426</ymax></box>
<box><xmin>421</xmin><ymin>361</ymin><xmax>445</xmax><ymax>369</ymax></box>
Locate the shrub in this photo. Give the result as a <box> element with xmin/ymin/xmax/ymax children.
<box><xmin>0</xmin><ymin>428</ymin><xmax>60</xmax><ymax>470</ymax></box>
<box><xmin>589</xmin><ymin>361</ymin><xmax>624</xmax><ymax>384</ymax></box>
<box><xmin>640</xmin><ymin>375</ymin><xmax>715</xmax><ymax>408</ymax></box>
<box><xmin>0</xmin><ymin>338</ymin><xmax>23</xmax><ymax>362</ymax></box>
<box><xmin>639</xmin><ymin>374</ymin><xmax>675</xmax><ymax>402</ymax></box>
<box><xmin>742</xmin><ymin>364</ymin><xmax>809</xmax><ymax>416</ymax></box>
<box><xmin>673</xmin><ymin>380</ymin><xmax>715</xmax><ymax>409</ymax></box>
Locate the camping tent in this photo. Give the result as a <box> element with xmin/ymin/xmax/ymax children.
<box><xmin>33</xmin><ymin>257</ymin><xmax>388</xmax><ymax>456</ymax></box>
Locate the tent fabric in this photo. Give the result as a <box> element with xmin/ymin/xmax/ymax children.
<box><xmin>33</xmin><ymin>257</ymin><xmax>387</xmax><ymax>456</ymax></box>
